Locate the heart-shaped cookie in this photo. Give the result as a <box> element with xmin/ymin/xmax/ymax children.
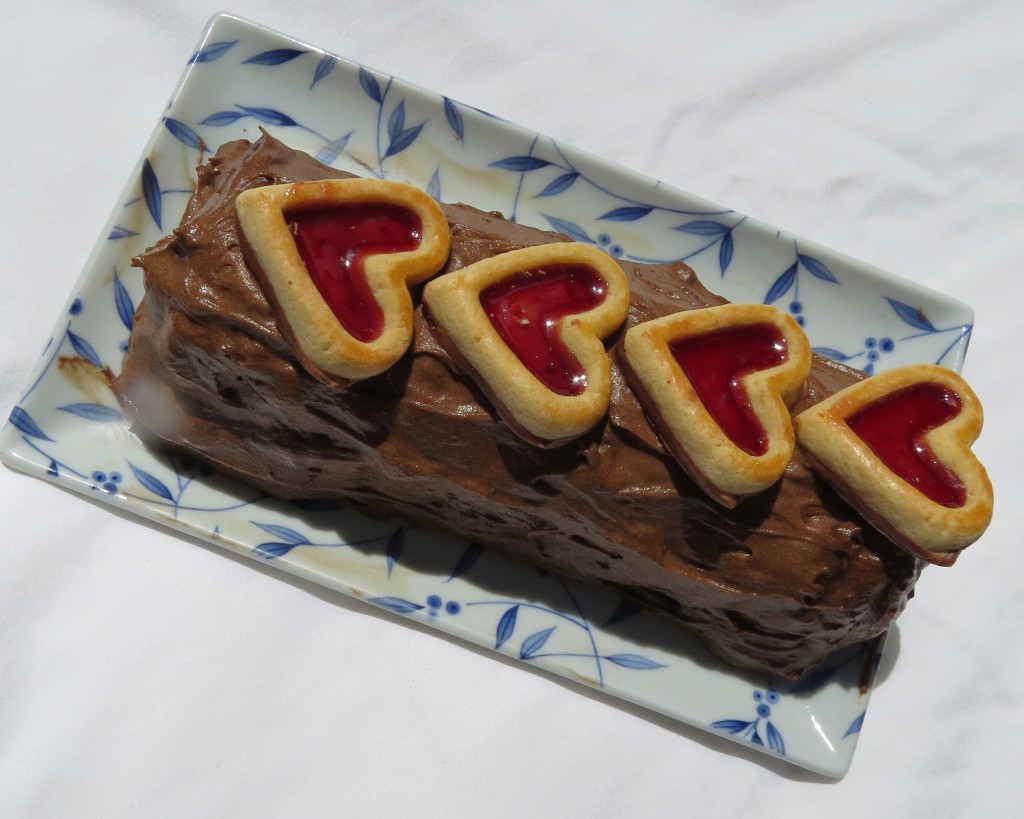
<box><xmin>619</xmin><ymin>303</ymin><xmax>811</xmax><ymax>507</ymax></box>
<box><xmin>235</xmin><ymin>178</ymin><xmax>451</xmax><ymax>386</ymax></box>
<box><xmin>793</xmin><ymin>364</ymin><xmax>993</xmax><ymax>565</ymax></box>
<box><xmin>422</xmin><ymin>242</ymin><xmax>629</xmax><ymax>447</ymax></box>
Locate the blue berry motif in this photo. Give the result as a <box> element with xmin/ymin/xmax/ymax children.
<box><xmin>712</xmin><ymin>688</ymin><xmax>786</xmax><ymax>755</ymax></box>
<box><xmin>91</xmin><ymin>470</ymin><xmax>122</xmax><ymax>495</ymax></box>
<box><xmin>426</xmin><ymin>595</ymin><xmax>462</xmax><ymax>617</ymax></box>
<box><xmin>597</xmin><ymin>233</ymin><xmax>624</xmax><ymax>258</ymax></box>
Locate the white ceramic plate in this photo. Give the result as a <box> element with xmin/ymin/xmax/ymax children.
<box><xmin>0</xmin><ymin>13</ymin><xmax>974</xmax><ymax>778</ymax></box>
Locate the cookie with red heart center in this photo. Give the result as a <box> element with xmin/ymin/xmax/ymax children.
<box><xmin>619</xmin><ymin>304</ymin><xmax>811</xmax><ymax>508</ymax></box>
<box><xmin>235</xmin><ymin>178</ymin><xmax>451</xmax><ymax>386</ymax></box>
<box><xmin>793</xmin><ymin>364</ymin><xmax>992</xmax><ymax>565</ymax></box>
<box><xmin>422</xmin><ymin>242</ymin><xmax>630</xmax><ymax>447</ymax></box>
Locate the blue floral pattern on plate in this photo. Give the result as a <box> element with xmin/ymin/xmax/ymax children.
<box><xmin>0</xmin><ymin>13</ymin><xmax>975</xmax><ymax>779</ymax></box>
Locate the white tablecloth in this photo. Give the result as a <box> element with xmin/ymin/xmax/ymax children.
<box><xmin>2</xmin><ymin>1</ymin><xmax>1021</xmax><ymax>815</ymax></box>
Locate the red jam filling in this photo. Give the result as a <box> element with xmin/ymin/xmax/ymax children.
<box><xmin>287</xmin><ymin>203</ymin><xmax>422</xmax><ymax>343</ymax></box>
<box><xmin>846</xmin><ymin>383</ymin><xmax>966</xmax><ymax>508</ymax></box>
<box><xmin>479</xmin><ymin>264</ymin><xmax>607</xmax><ymax>396</ymax></box>
<box><xmin>670</xmin><ymin>323</ymin><xmax>788</xmax><ymax>456</ymax></box>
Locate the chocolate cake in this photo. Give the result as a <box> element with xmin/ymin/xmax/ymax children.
<box><xmin>114</xmin><ymin>133</ymin><xmax>923</xmax><ymax>678</ymax></box>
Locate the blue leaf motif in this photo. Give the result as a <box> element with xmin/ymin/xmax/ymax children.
<box><xmin>359</xmin><ymin>67</ymin><xmax>383</xmax><ymax>103</ymax></box>
<box><xmin>8</xmin><ymin>406</ymin><xmax>54</xmax><ymax>441</ymax></box>
<box><xmin>765</xmin><ymin>262</ymin><xmax>798</xmax><ymax>305</ymax></box>
<box><xmin>711</xmin><ymin>719</ymin><xmax>752</xmax><ymax>734</ymax></box>
<box><xmin>388</xmin><ymin>101</ymin><xmax>406</xmax><ymax>142</ymax></box>
<box><xmin>57</xmin><ymin>403</ymin><xmax>123</xmax><ymax>422</ymax></box>
<box><xmin>519</xmin><ymin>627</ymin><xmax>555</xmax><ymax>660</ymax></box>
<box><xmin>244</xmin><ymin>48</ymin><xmax>306</xmax><ymax>66</ymax></box>
<box><xmin>385</xmin><ymin>527</ymin><xmax>405</xmax><ymax>576</ymax></box>
<box><xmin>47</xmin><ymin>460</ymin><xmax>58</xmax><ymax>477</ymax></box>
<box><xmin>108</xmin><ymin>226</ymin><xmax>138</xmax><ymax>240</ymax></box>
<box><xmin>536</xmin><ymin>172</ymin><xmax>579</xmax><ymax>198</ymax></box>
<box><xmin>719</xmin><ymin>231</ymin><xmax>734</xmax><ymax>274</ymax></box>
<box><xmin>201</xmin><ymin>111</ymin><xmax>247</xmax><ymax>127</ymax></box>
<box><xmin>495</xmin><ymin>605</ymin><xmax>518</xmax><ymax>650</ymax></box>
<box><xmin>114</xmin><ymin>272</ymin><xmax>134</xmax><ymax>331</ymax></box>
<box><xmin>844</xmin><ymin>712</ymin><xmax>865</xmax><ymax>738</ymax></box>
<box><xmin>427</xmin><ymin>169</ymin><xmax>441</xmax><ymax>202</ymax></box>
<box><xmin>605</xmin><ymin>653</ymin><xmax>666</xmax><ymax>670</ymax></box>
<box><xmin>443</xmin><ymin>97</ymin><xmax>464</xmax><ymax>141</ymax></box>
<box><xmin>751</xmin><ymin>729</ymin><xmax>764</xmax><ymax>747</ymax></box>
<box><xmin>311</xmin><ymin>56</ymin><xmax>335</xmax><ymax>89</ymax></box>
<box><xmin>489</xmin><ymin>156</ymin><xmax>552</xmax><ymax>172</ymax></box>
<box><xmin>314</xmin><ymin>132</ymin><xmax>352</xmax><ymax>166</ymax></box>
<box><xmin>141</xmin><ymin>159</ymin><xmax>161</xmax><ymax>230</ymax></box>
<box><xmin>252</xmin><ymin>522</ymin><xmax>311</xmax><ymax>546</ymax></box>
<box><xmin>812</xmin><ymin>347</ymin><xmax>853</xmax><ymax>362</ymax></box>
<box><xmin>163</xmin><ymin>118</ymin><xmax>204</xmax><ymax>151</ymax></box>
<box><xmin>385</xmin><ymin>124</ymin><xmax>424</xmax><ymax>158</ymax></box>
<box><xmin>370</xmin><ymin>596</ymin><xmax>425</xmax><ymax>615</ymax></box>
<box><xmin>885</xmin><ymin>297</ymin><xmax>937</xmax><ymax>332</ymax></box>
<box><xmin>602</xmin><ymin>599</ymin><xmax>643</xmax><ymax>628</ymax></box>
<box><xmin>470</xmin><ymin>105</ymin><xmax>502</xmax><ymax>120</ymax></box>
<box><xmin>598</xmin><ymin>206</ymin><xmax>653</xmax><ymax>222</ymax></box>
<box><xmin>672</xmin><ymin>220</ymin><xmax>729</xmax><ymax>236</ymax></box>
<box><xmin>541</xmin><ymin>215</ymin><xmax>594</xmax><ymax>244</ymax></box>
<box><xmin>766</xmin><ymin>721</ymin><xmax>785</xmax><ymax>754</ymax></box>
<box><xmin>254</xmin><ymin>542</ymin><xmax>300</xmax><ymax>559</ymax></box>
<box><xmin>129</xmin><ymin>462</ymin><xmax>175</xmax><ymax>502</ymax></box>
<box><xmin>189</xmin><ymin>39</ymin><xmax>238</xmax><ymax>64</ymax></box>
<box><xmin>66</xmin><ymin>330</ymin><xmax>103</xmax><ymax>369</ymax></box>
<box><xmin>447</xmin><ymin>542</ymin><xmax>485</xmax><ymax>582</ymax></box>
<box><xmin>798</xmin><ymin>253</ymin><xmax>839</xmax><ymax>284</ymax></box>
<box><xmin>237</xmin><ymin>106</ymin><xmax>298</xmax><ymax>127</ymax></box>
<box><xmin>311</xmin><ymin>55</ymin><xmax>337</xmax><ymax>88</ymax></box>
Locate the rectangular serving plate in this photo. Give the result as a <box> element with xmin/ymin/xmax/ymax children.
<box><xmin>0</xmin><ymin>13</ymin><xmax>974</xmax><ymax>778</ymax></box>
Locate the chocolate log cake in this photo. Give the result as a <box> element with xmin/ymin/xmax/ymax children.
<box><xmin>114</xmin><ymin>133</ymin><xmax>922</xmax><ymax>678</ymax></box>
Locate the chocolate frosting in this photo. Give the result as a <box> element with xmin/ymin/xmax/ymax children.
<box><xmin>115</xmin><ymin>134</ymin><xmax>922</xmax><ymax>678</ymax></box>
